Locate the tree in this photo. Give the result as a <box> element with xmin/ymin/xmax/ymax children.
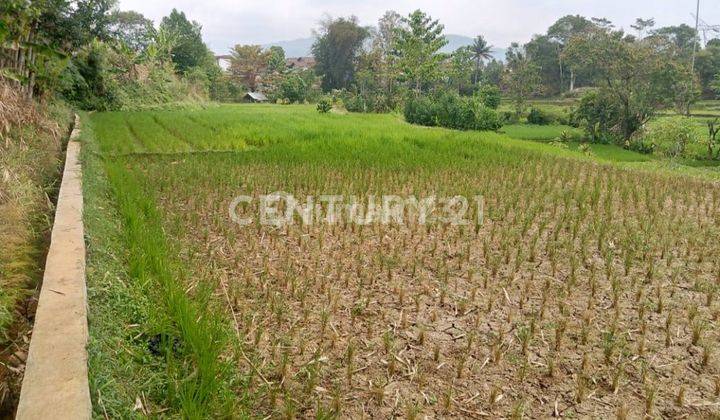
<box><xmin>392</xmin><ymin>9</ymin><xmax>448</xmax><ymax>94</ymax></box>
<box><xmin>470</xmin><ymin>35</ymin><xmax>493</xmax><ymax>84</ymax></box>
<box><xmin>564</xmin><ymin>27</ymin><xmax>682</xmax><ymax>142</ymax></box>
<box><xmin>229</xmin><ymin>45</ymin><xmax>270</xmax><ymax>91</ymax></box>
<box><xmin>648</xmin><ymin>25</ymin><xmax>698</xmax><ymax>59</ymax></box>
<box><xmin>367</xmin><ymin>10</ymin><xmax>403</xmax><ymax>108</ymax></box>
<box><xmin>73</xmin><ymin>0</ymin><xmax>116</xmax><ymax>44</ymax></box>
<box><xmin>311</xmin><ymin>16</ymin><xmax>369</xmax><ymax>91</ymax></box>
<box><xmin>712</xmin><ymin>73</ymin><xmax>720</xmax><ymax>97</ymax></box>
<box><xmin>1</xmin><ymin>1</ymin><xmax>75</xmax><ymax>97</ymax></box>
<box><xmin>482</xmin><ymin>59</ymin><xmax>504</xmax><ymax>87</ymax></box>
<box><xmin>525</xmin><ymin>35</ymin><xmax>562</xmax><ymax>96</ymax></box>
<box><xmin>159</xmin><ymin>9</ymin><xmax>208</xmax><ymax>74</ymax></box>
<box><xmin>278</xmin><ymin>73</ymin><xmax>308</xmax><ymax>103</ymax></box>
<box><xmin>107</xmin><ymin>10</ymin><xmax>155</xmax><ymax>52</ymax></box>
<box><xmin>695</xmin><ymin>42</ymin><xmax>720</xmax><ymax>97</ymax></box>
<box><xmin>502</xmin><ymin>44</ymin><xmax>541</xmax><ymax>117</ymax></box>
<box><xmin>547</xmin><ymin>15</ymin><xmax>594</xmax><ymax>91</ymax></box>
<box><xmin>448</xmin><ymin>46</ymin><xmax>474</xmax><ymax>94</ymax></box>
<box><xmin>631</xmin><ymin>18</ymin><xmax>655</xmax><ymax>39</ymax></box>
<box><xmin>377</xmin><ymin>10</ymin><xmax>401</xmax><ymax>53</ymax></box>
<box><xmin>267</xmin><ymin>46</ymin><xmax>286</xmax><ymax>73</ymax></box>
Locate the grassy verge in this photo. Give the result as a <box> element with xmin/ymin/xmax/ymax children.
<box><xmin>0</xmin><ymin>98</ymin><xmax>71</xmax><ymax>414</ymax></box>
<box><xmin>81</xmin><ymin>113</ymin><xmax>244</xmax><ymax>417</ymax></box>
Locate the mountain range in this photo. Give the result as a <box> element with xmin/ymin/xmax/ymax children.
<box><xmin>259</xmin><ymin>34</ymin><xmax>506</xmax><ymax>61</ymax></box>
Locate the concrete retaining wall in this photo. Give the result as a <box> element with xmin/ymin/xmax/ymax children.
<box><xmin>16</xmin><ymin>115</ymin><xmax>91</xmax><ymax>419</ymax></box>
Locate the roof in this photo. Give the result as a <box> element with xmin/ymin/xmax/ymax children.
<box><xmin>215</xmin><ymin>54</ymin><xmax>232</xmax><ymax>60</ymax></box>
<box><xmin>285</xmin><ymin>56</ymin><xmax>316</xmax><ymax>69</ymax></box>
<box><xmin>245</xmin><ymin>91</ymin><xmax>268</xmax><ymax>101</ymax></box>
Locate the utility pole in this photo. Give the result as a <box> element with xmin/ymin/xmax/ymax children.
<box><xmin>688</xmin><ymin>0</ymin><xmax>700</xmax><ymax>116</ymax></box>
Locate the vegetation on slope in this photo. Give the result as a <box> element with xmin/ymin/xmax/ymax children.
<box><xmin>0</xmin><ymin>82</ymin><xmax>71</xmax><ymax>414</ymax></box>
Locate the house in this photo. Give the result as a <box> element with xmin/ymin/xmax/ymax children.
<box><xmin>285</xmin><ymin>56</ymin><xmax>316</xmax><ymax>70</ymax></box>
<box><xmin>215</xmin><ymin>55</ymin><xmax>232</xmax><ymax>71</ymax></box>
<box><xmin>244</xmin><ymin>91</ymin><xmax>268</xmax><ymax>102</ymax></box>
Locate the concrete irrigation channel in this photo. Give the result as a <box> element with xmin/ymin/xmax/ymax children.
<box><xmin>15</xmin><ymin>115</ymin><xmax>91</xmax><ymax>419</ymax></box>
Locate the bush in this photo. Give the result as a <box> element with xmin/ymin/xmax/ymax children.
<box><xmin>572</xmin><ymin>91</ymin><xmax>621</xmax><ymax>144</ymax></box>
<box><xmin>578</xmin><ymin>143</ymin><xmax>593</xmax><ymax>156</ymax></box>
<box><xmin>317</xmin><ymin>97</ymin><xmax>332</xmax><ymax>113</ymax></box>
<box><xmin>59</xmin><ymin>41</ymin><xmax>120</xmax><ymax>111</ymax></box>
<box><xmin>342</xmin><ymin>90</ymin><xmax>396</xmax><ymax>113</ymax></box>
<box><xmin>343</xmin><ymin>92</ymin><xmax>368</xmax><ymax>113</ymax></box>
<box><xmin>477</xmin><ymin>85</ymin><xmax>501</xmax><ymax>109</ymax></box>
<box><xmin>210</xmin><ymin>74</ymin><xmax>246</xmax><ymax>102</ymax></box>
<box><xmin>472</xmin><ymin>102</ymin><xmax>503</xmax><ymax>131</ymax></box>
<box><xmin>527</xmin><ymin>107</ymin><xmax>553</xmax><ymax>125</ymax></box>
<box><xmin>500</xmin><ymin>111</ymin><xmax>520</xmax><ymax>124</ymax></box>
<box><xmin>277</xmin><ymin>74</ymin><xmax>308</xmax><ymax>104</ymax></box>
<box><xmin>632</xmin><ymin>117</ymin><xmax>699</xmax><ymax>158</ymax></box>
<box><xmin>404</xmin><ymin>93</ymin><xmax>502</xmax><ymax>131</ymax></box>
<box><xmin>404</xmin><ymin>95</ymin><xmax>438</xmax><ymax>126</ymax></box>
<box><xmin>59</xmin><ymin>40</ymin><xmax>207</xmax><ymax>111</ymax></box>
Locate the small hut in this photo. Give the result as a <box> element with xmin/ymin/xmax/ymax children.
<box><xmin>244</xmin><ymin>92</ymin><xmax>268</xmax><ymax>103</ymax></box>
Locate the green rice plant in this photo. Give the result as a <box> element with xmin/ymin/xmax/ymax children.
<box><xmin>84</xmin><ymin>103</ymin><xmax>720</xmax><ymax>418</ymax></box>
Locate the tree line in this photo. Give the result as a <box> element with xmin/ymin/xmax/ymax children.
<box><xmin>0</xmin><ymin>1</ymin><xmax>231</xmax><ymax>109</ymax></box>
<box><xmin>1</xmin><ymin>3</ymin><xmax>719</xmax><ymax>142</ymax></box>
<box><xmin>307</xmin><ymin>10</ymin><xmax>720</xmax><ymax>145</ymax></box>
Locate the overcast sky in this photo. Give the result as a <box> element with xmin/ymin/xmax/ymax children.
<box><xmin>117</xmin><ymin>0</ymin><xmax>720</xmax><ymax>54</ymax></box>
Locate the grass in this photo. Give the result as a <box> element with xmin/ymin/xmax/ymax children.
<box><xmin>507</xmin><ymin>99</ymin><xmax>720</xmax><ymax>166</ymax></box>
<box><xmin>500</xmin><ymin>124</ymin><xmax>583</xmax><ymax>141</ymax></box>
<box><xmin>0</xmin><ymin>99</ymin><xmax>71</xmax><ymax>414</ymax></box>
<box><xmin>81</xmin><ymin>115</ymin><xmax>245</xmax><ymax>417</ymax></box>
<box><xmin>87</xmin><ymin>104</ymin><xmax>720</xmax><ymax>418</ymax></box>
<box><xmin>81</xmin><ymin>120</ymin><xmax>171</xmax><ymax>416</ymax></box>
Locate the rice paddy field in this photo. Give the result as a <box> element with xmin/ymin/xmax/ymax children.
<box><xmin>84</xmin><ymin>104</ymin><xmax>720</xmax><ymax>418</ymax></box>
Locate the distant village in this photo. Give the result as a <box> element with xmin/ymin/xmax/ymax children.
<box><xmin>214</xmin><ymin>55</ymin><xmax>316</xmax><ymax>72</ymax></box>
<box><xmin>212</xmin><ymin>52</ymin><xmax>317</xmax><ymax>102</ymax></box>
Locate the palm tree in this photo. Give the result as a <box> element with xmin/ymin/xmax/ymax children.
<box><xmin>470</xmin><ymin>35</ymin><xmax>493</xmax><ymax>85</ymax></box>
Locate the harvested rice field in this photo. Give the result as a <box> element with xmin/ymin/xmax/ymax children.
<box><xmin>85</xmin><ymin>104</ymin><xmax>720</xmax><ymax>418</ymax></box>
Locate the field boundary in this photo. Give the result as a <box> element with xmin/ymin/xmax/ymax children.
<box><xmin>16</xmin><ymin>115</ymin><xmax>91</xmax><ymax>419</ymax></box>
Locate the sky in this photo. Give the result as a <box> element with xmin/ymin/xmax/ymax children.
<box><xmin>116</xmin><ymin>0</ymin><xmax>720</xmax><ymax>54</ymax></box>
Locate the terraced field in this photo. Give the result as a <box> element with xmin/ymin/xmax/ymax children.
<box><xmin>85</xmin><ymin>104</ymin><xmax>720</xmax><ymax>418</ymax></box>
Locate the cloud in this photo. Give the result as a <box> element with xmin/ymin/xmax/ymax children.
<box><xmin>117</xmin><ymin>0</ymin><xmax>720</xmax><ymax>53</ymax></box>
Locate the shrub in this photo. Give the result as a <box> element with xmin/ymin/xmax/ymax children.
<box><xmin>59</xmin><ymin>40</ymin><xmax>207</xmax><ymax>111</ymax></box>
<box><xmin>343</xmin><ymin>92</ymin><xmax>368</xmax><ymax>113</ymax></box>
<box><xmin>278</xmin><ymin>74</ymin><xmax>309</xmax><ymax>104</ymax></box>
<box><xmin>342</xmin><ymin>90</ymin><xmax>396</xmax><ymax>113</ymax></box>
<box><xmin>578</xmin><ymin>143</ymin><xmax>593</xmax><ymax>156</ymax></box>
<box><xmin>317</xmin><ymin>97</ymin><xmax>332</xmax><ymax>113</ymax></box>
<box><xmin>633</xmin><ymin>117</ymin><xmax>699</xmax><ymax>158</ymax></box>
<box><xmin>404</xmin><ymin>96</ymin><xmax>438</xmax><ymax>126</ymax></box>
<box><xmin>500</xmin><ymin>111</ymin><xmax>520</xmax><ymax>124</ymax></box>
<box><xmin>404</xmin><ymin>93</ymin><xmax>502</xmax><ymax>131</ymax></box>
<box><xmin>472</xmin><ymin>102</ymin><xmax>503</xmax><ymax>131</ymax></box>
<box><xmin>59</xmin><ymin>41</ymin><xmax>120</xmax><ymax>111</ymax></box>
<box><xmin>572</xmin><ymin>91</ymin><xmax>621</xmax><ymax>144</ymax></box>
<box><xmin>477</xmin><ymin>85</ymin><xmax>501</xmax><ymax>109</ymax></box>
<box><xmin>527</xmin><ymin>107</ymin><xmax>553</xmax><ymax>125</ymax></box>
